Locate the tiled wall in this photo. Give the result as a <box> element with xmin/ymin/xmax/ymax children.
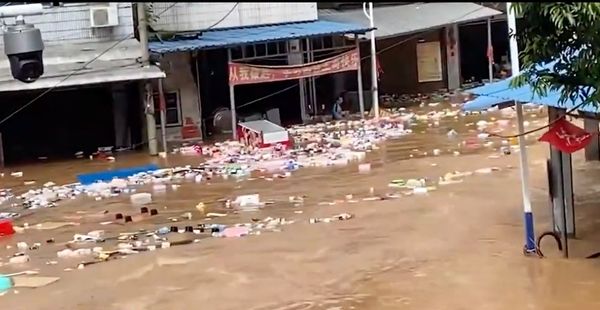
<box><xmin>150</xmin><ymin>2</ymin><xmax>318</xmax><ymax>32</ymax></box>
<box><xmin>0</xmin><ymin>3</ymin><xmax>134</xmax><ymax>45</ymax></box>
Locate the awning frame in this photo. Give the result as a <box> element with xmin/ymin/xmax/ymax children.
<box><xmin>148</xmin><ymin>20</ymin><xmax>374</xmax><ymax>55</ymax></box>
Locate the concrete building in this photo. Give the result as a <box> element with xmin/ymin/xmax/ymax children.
<box><xmin>0</xmin><ymin>2</ymin><xmax>164</xmax><ymax>163</ymax></box>
<box><xmin>146</xmin><ymin>2</ymin><xmax>370</xmax><ymax>141</ymax></box>
<box><xmin>319</xmin><ymin>2</ymin><xmax>504</xmax><ymax>95</ymax></box>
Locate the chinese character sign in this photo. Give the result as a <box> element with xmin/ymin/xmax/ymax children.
<box><xmin>228</xmin><ymin>48</ymin><xmax>360</xmax><ymax>86</ymax></box>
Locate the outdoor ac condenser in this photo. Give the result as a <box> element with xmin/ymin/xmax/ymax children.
<box><xmin>90</xmin><ymin>3</ymin><xmax>119</xmax><ymax>28</ymax></box>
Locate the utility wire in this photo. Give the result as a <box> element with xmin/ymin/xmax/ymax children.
<box><xmin>0</xmin><ymin>2</ymin><xmax>181</xmax><ymax>127</ymax></box>
<box><xmin>236</xmin><ymin>6</ymin><xmax>489</xmax><ymax>110</ymax></box>
<box><xmin>207</xmin><ymin>3</ymin><xmax>238</xmax><ymax>30</ymax></box>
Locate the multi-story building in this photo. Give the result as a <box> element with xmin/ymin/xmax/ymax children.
<box><xmin>146</xmin><ymin>2</ymin><xmax>371</xmax><ymax>140</ymax></box>
<box><xmin>0</xmin><ymin>2</ymin><xmax>163</xmax><ymax>163</ymax></box>
<box><xmin>319</xmin><ymin>2</ymin><xmax>505</xmax><ymax>95</ymax></box>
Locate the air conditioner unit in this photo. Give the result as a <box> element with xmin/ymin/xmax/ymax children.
<box><xmin>90</xmin><ymin>3</ymin><xmax>119</xmax><ymax>28</ymax></box>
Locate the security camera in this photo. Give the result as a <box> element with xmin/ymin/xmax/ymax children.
<box><xmin>4</xmin><ymin>17</ymin><xmax>44</xmax><ymax>83</ymax></box>
<box><xmin>0</xmin><ymin>4</ymin><xmax>45</xmax><ymax>83</ymax></box>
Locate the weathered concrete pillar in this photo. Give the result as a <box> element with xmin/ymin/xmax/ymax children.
<box><xmin>548</xmin><ymin>107</ymin><xmax>575</xmax><ymax>237</ymax></box>
<box><xmin>583</xmin><ymin>113</ymin><xmax>600</xmax><ymax>161</ymax></box>
<box><xmin>287</xmin><ymin>39</ymin><xmax>309</xmax><ymax>122</ymax></box>
<box><xmin>445</xmin><ymin>24</ymin><xmax>461</xmax><ymax>90</ymax></box>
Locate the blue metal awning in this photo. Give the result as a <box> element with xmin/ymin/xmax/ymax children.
<box><xmin>464</xmin><ymin>80</ymin><xmax>600</xmax><ymax>114</ymax></box>
<box><xmin>463</xmin><ymin>95</ymin><xmax>511</xmax><ymax>111</ymax></box>
<box><xmin>463</xmin><ymin>57</ymin><xmax>600</xmax><ymax>114</ymax></box>
<box><xmin>149</xmin><ymin>20</ymin><xmax>372</xmax><ymax>54</ymax></box>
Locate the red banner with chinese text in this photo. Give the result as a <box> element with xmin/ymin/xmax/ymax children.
<box><xmin>538</xmin><ymin>118</ymin><xmax>592</xmax><ymax>153</ymax></box>
<box><xmin>228</xmin><ymin>48</ymin><xmax>359</xmax><ymax>86</ymax></box>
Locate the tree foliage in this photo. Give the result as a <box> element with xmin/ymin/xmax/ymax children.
<box><xmin>510</xmin><ymin>3</ymin><xmax>600</xmax><ymax>106</ymax></box>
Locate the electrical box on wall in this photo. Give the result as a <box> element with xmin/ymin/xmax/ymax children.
<box><xmin>90</xmin><ymin>3</ymin><xmax>119</xmax><ymax>28</ymax></box>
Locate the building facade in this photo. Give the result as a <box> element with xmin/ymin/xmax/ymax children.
<box><xmin>319</xmin><ymin>2</ymin><xmax>505</xmax><ymax>96</ymax></box>
<box><xmin>0</xmin><ymin>2</ymin><xmax>163</xmax><ymax>163</ymax></box>
<box><xmin>146</xmin><ymin>2</ymin><xmax>346</xmax><ymax>141</ymax></box>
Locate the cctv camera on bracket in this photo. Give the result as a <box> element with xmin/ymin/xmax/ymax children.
<box><xmin>0</xmin><ymin>4</ymin><xmax>45</xmax><ymax>83</ymax></box>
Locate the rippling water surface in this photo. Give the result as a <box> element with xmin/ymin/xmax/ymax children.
<box><xmin>3</xmin><ymin>102</ymin><xmax>600</xmax><ymax>310</ymax></box>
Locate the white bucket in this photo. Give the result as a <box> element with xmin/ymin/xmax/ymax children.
<box><xmin>358</xmin><ymin>163</ymin><xmax>371</xmax><ymax>173</ymax></box>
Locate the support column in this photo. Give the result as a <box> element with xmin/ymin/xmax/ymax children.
<box><xmin>157</xmin><ymin>78</ymin><xmax>168</xmax><ymax>154</ymax></box>
<box><xmin>310</xmin><ymin>51</ymin><xmax>317</xmax><ymax>115</ymax></box>
<box><xmin>299</xmin><ymin>80</ymin><xmax>308</xmax><ymax>121</ymax></box>
<box><xmin>508</xmin><ymin>2</ymin><xmax>536</xmax><ymax>254</ymax></box>
<box><xmin>487</xmin><ymin>18</ymin><xmax>493</xmax><ymax>82</ymax></box>
<box><xmin>445</xmin><ymin>24</ymin><xmax>461</xmax><ymax>90</ymax></box>
<box><xmin>194</xmin><ymin>52</ymin><xmax>204</xmax><ymax>140</ymax></box>
<box><xmin>0</xmin><ymin>132</ymin><xmax>4</xmax><ymax>168</ymax></box>
<box><xmin>288</xmin><ymin>39</ymin><xmax>309</xmax><ymax>122</ymax></box>
<box><xmin>144</xmin><ymin>83</ymin><xmax>157</xmax><ymax>155</ymax></box>
<box><xmin>583</xmin><ymin>112</ymin><xmax>600</xmax><ymax>161</ymax></box>
<box><xmin>368</xmin><ymin>2</ymin><xmax>379</xmax><ymax>120</ymax></box>
<box><xmin>548</xmin><ymin>108</ymin><xmax>575</xmax><ymax>242</ymax></box>
<box><xmin>227</xmin><ymin>49</ymin><xmax>237</xmax><ymax>140</ymax></box>
<box><xmin>137</xmin><ymin>2</ymin><xmax>157</xmax><ymax>155</ymax></box>
<box><xmin>355</xmin><ymin>34</ymin><xmax>365</xmax><ymax>118</ymax></box>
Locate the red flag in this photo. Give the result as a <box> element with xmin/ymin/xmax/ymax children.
<box><xmin>538</xmin><ymin>118</ymin><xmax>592</xmax><ymax>153</ymax></box>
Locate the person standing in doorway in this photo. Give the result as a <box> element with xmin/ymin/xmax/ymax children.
<box><xmin>331</xmin><ymin>94</ymin><xmax>344</xmax><ymax>120</ymax></box>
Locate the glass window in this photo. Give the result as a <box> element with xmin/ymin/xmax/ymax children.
<box><xmin>153</xmin><ymin>91</ymin><xmax>181</xmax><ymax>127</ymax></box>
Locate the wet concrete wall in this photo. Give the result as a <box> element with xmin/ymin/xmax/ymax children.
<box><xmin>153</xmin><ymin>52</ymin><xmax>202</xmax><ymax>142</ymax></box>
<box><xmin>358</xmin><ymin>29</ymin><xmax>449</xmax><ymax>95</ymax></box>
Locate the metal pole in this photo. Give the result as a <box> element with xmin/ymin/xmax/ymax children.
<box><xmin>508</xmin><ymin>2</ymin><xmax>536</xmax><ymax>253</ymax></box>
<box><xmin>355</xmin><ymin>34</ymin><xmax>365</xmax><ymax>118</ymax></box>
<box><xmin>487</xmin><ymin>18</ymin><xmax>493</xmax><ymax>82</ymax></box>
<box><xmin>137</xmin><ymin>2</ymin><xmax>157</xmax><ymax>155</ymax></box>
<box><xmin>158</xmin><ymin>78</ymin><xmax>168</xmax><ymax>155</ymax></box>
<box><xmin>195</xmin><ymin>52</ymin><xmax>203</xmax><ymax>139</ymax></box>
<box><xmin>227</xmin><ymin>49</ymin><xmax>237</xmax><ymax>140</ymax></box>
<box><xmin>364</xmin><ymin>2</ymin><xmax>379</xmax><ymax>120</ymax></box>
<box><xmin>305</xmin><ymin>38</ymin><xmax>313</xmax><ymax>115</ymax></box>
<box><xmin>309</xmin><ymin>41</ymin><xmax>317</xmax><ymax>116</ymax></box>
<box><xmin>558</xmin><ymin>150</ymin><xmax>569</xmax><ymax>258</ymax></box>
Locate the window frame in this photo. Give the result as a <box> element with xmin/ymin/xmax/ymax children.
<box><xmin>153</xmin><ymin>90</ymin><xmax>183</xmax><ymax>128</ymax></box>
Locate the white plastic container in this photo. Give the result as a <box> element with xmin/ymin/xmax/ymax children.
<box><xmin>234</xmin><ymin>194</ymin><xmax>260</xmax><ymax>207</ymax></box>
<box><xmin>130</xmin><ymin>193</ymin><xmax>152</xmax><ymax>205</ymax></box>
<box><xmin>152</xmin><ymin>184</ymin><xmax>167</xmax><ymax>193</ymax></box>
<box><xmin>358</xmin><ymin>163</ymin><xmax>371</xmax><ymax>173</ymax></box>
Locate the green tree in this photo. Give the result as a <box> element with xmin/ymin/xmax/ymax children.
<box><xmin>510</xmin><ymin>3</ymin><xmax>600</xmax><ymax>105</ymax></box>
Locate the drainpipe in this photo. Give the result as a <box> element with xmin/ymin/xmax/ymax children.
<box><xmin>137</xmin><ymin>2</ymin><xmax>158</xmax><ymax>155</ymax></box>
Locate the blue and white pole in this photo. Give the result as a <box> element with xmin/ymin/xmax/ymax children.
<box><xmin>507</xmin><ymin>2</ymin><xmax>536</xmax><ymax>253</ymax></box>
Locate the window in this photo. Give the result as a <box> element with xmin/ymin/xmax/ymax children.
<box><xmin>153</xmin><ymin>91</ymin><xmax>182</xmax><ymax>127</ymax></box>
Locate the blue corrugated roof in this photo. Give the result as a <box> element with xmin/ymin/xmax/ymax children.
<box><xmin>149</xmin><ymin>20</ymin><xmax>372</xmax><ymax>54</ymax></box>
<box><xmin>464</xmin><ymin>80</ymin><xmax>599</xmax><ymax>113</ymax></box>
<box><xmin>463</xmin><ymin>58</ymin><xmax>600</xmax><ymax>113</ymax></box>
<box><xmin>463</xmin><ymin>95</ymin><xmax>510</xmax><ymax>111</ymax></box>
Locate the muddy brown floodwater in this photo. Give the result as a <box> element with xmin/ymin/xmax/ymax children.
<box><xmin>2</xmin><ymin>102</ymin><xmax>600</xmax><ymax>310</ymax></box>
